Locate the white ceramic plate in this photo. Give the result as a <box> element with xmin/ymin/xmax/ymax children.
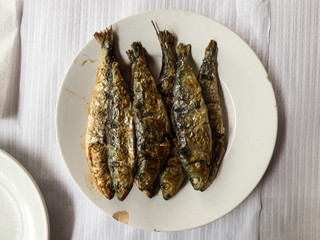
<box><xmin>0</xmin><ymin>149</ymin><xmax>49</xmax><ymax>239</ymax></box>
<box><xmin>56</xmin><ymin>10</ymin><xmax>277</xmax><ymax>231</ymax></box>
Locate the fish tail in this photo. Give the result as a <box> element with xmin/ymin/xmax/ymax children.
<box><xmin>126</xmin><ymin>42</ymin><xmax>145</xmax><ymax>63</ymax></box>
<box><xmin>204</xmin><ymin>40</ymin><xmax>218</xmax><ymax>62</ymax></box>
<box><xmin>177</xmin><ymin>43</ymin><xmax>191</xmax><ymax>59</ymax></box>
<box><xmin>151</xmin><ymin>21</ymin><xmax>175</xmax><ymax>49</ymax></box>
<box><xmin>159</xmin><ymin>30</ymin><xmax>175</xmax><ymax>49</ymax></box>
<box><xmin>94</xmin><ymin>27</ymin><xmax>114</xmax><ymax>51</ymax></box>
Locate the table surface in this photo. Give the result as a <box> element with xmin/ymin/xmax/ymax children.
<box><xmin>1</xmin><ymin>0</ymin><xmax>319</xmax><ymax>239</ymax></box>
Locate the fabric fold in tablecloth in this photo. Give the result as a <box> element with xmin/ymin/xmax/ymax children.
<box><xmin>0</xmin><ymin>0</ymin><xmax>20</xmax><ymax>117</ymax></box>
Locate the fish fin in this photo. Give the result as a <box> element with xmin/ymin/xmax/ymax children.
<box><xmin>126</xmin><ymin>42</ymin><xmax>145</xmax><ymax>63</ymax></box>
<box><xmin>94</xmin><ymin>27</ymin><xmax>113</xmax><ymax>50</ymax></box>
<box><xmin>204</xmin><ymin>40</ymin><xmax>218</xmax><ymax>62</ymax></box>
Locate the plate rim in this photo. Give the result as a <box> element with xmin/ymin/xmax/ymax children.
<box><xmin>56</xmin><ymin>9</ymin><xmax>278</xmax><ymax>232</ymax></box>
<box><xmin>0</xmin><ymin>148</ymin><xmax>50</xmax><ymax>239</ymax></box>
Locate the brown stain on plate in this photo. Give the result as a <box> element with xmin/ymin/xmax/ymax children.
<box><xmin>85</xmin><ymin>168</ymin><xmax>94</xmax><ymax>191</ymax></box>
<box><xmin>113</xmin><ymin>211</ymin><xmax>130</xmax><ymax>224</ymax></box>
<box><xmin>73</xmin><ymin>54</ymin><xmax>80</xmax><ymax>63</ymax></box>
<box><xmin>84</xmin><ymin>167</ymin><xmax>103</xmax><ymax>200</ymax></box>
<box><xmin>81</xmin><ymin>60</ymin><xmax>88</xmax><ymax>66</ymax></box>
<box><xmin>80</xmin><ymin>142</ymin><xmax>85</xmax><ymax>150</ymax></box>
<box><xmin>267</xmin><ymin>75</ymin><xmax>271</xmax><ymax>82</ymax></box>
<box><xmin>81</xmin><ymin>57</ymin><xmax>96</xmax><ymax>66</ymax></box>
<box><xmin>64</xmin><ymin>88</ymin><xmax>86</xmax><ymax>100</ymax></box>
<box><xmin>80</xmin><ymin>131</ymin><xmax>86</xmax><ymax>149</ymax></box>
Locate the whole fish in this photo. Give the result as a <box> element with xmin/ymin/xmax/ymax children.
<box><xmin>152</xmin><ymin>22</ymin><xmax>185</xmax><ymax>200</ymax></box>
<box><xmin>172</xmin><ymin>43</ymin><xmax>212</xmax><ymax>190</ymax></box>
<box><xmin>127</xmin><ymin>42</ymin><xmax>171</xmax><ymax>191</ymax></box>
<box><xmin>159</xmin><ymin>138</ymin><xmax>184</xmax><ymax>199</ymax></box>
<box><xmin>198</xmin><ymin>40</ymin><xmax>225</xmax><ymax>191</ymax></box>
<box><xmin>85</xmin><ymin>28</ymin><xmax>115</xmax><ymax>199</ymax></box>
<box><xmin>106</xmin><ymin>60</ymin><xmax>136</xmax><ymax>201</ymax></box>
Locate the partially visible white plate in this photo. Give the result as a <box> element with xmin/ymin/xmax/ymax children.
<box><xmin>0</xmin><ymin>149</ymin><xmax>49</xmax><ymax>239</ymax></box>
<box><xmin>56</xmin><ymin>10</ymin><xmax>277</xmax><ymax>231</ymax></box>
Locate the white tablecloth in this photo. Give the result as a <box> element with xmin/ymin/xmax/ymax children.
<box><xmin>1</xmin><ymin>0</ymin><xmax>319</xmax><ymax>239</ymax></box>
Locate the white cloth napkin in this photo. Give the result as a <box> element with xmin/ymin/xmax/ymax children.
<box><xmin>0</xmin><ymin>0</ymin><xmax>20</xmax><ymax>117</ymax></box>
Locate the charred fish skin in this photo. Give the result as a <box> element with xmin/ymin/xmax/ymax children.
<box><xmin>198</xmin><ymin>40</ymin><xmax>226</xmax><ymax>191</ymax></box>
<box><xmin>127</xmin><ymin>42</ymin><xmax>171</xmax><ymax>191</ymax></box>
<box><xmin>152</xmin><ymin>24</ymin><xmax>185</xmax><ymax>200</ymax></box>
<box><xmin>173</xmin><ymin>43</ymin><xmax>212</xmax><ymax>191</ymax></box>
<box><xmin>85</xmin><ymin>28</ymin><xmax>115</xmax><ymax>200</ymax></box>
<box><xmin>106</xmin><ymin>61</ymin><xmax>136</xmax><ymax>201</ymax></box>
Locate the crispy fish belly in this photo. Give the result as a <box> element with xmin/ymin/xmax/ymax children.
<box><xmin>127</xmin><ymin>42</ymin><xmax>171</xmax><ymax>191</ymax></box>
<box><xmin>85</xmin><ymin>28</ymin><xmax>115</xmax><ymax>199</ymax></box>
<box><xmin>172</xmin><ymin>43</ymin><xmax>212</xmax><ymax>190</ymax></box>
<box><xmin>152</xmin><ymin>25</ymin><xmax>185</xmax><ymax>200</ymax></box>
<box><xmin>198</xmin><ymin>40</ymin><xmax>226</xmax><ymax>191</ymax></box>
<box><xmin>106</xmin><ymin>61</ymin><xmax>136</xmax><ymax>201</ymax></box>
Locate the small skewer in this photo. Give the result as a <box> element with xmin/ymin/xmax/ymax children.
<box><xmin>151</xmin><ymin>20</ymin><xmax>160</xmax><ymax>35</ymax></box>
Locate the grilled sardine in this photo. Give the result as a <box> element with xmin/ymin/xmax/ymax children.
<box><xmin>172</xmin><ymin>43</ymin><xmax>212</xmax><ymax>190</ymax></box>
<box><xmin>85</xmin><ymin>28</ymin><xmax>115</xmax><ymax>199</ymax></box>
<box><xmin>106</xmin><ymin>60</ymin><xmax>136</xmax><ymax>201</ymax></box>
<box><xmin>152</xmin><ymin>23</ymin><xmax>185</xmax><ymax>200</ymax></box>
<box><xmin>198</xmin><ymin>40</ymin><xmax>225</xmax><ymax>191</ymax></box>
<box><xmin>127</xmin><ymin>42</ymin><xmax>171</xmax><ymax>191</ymax></box>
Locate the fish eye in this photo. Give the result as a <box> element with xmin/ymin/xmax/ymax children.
<box><xmin>194</xmin><ymin>162</ymin><xmax>201</xmax><ymax>168</ymax></box>
<box><xmin>161</xmin><ymin>183</ymin><xmax>171</xmax><ymax>190</ymax></box>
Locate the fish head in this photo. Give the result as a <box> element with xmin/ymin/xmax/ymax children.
<box><xmin>185</xmin><ymin>160</ymin><xmax>209</xmax><ymax>190</ymax></box>
<box><xmin>135</xmin><ymin>160</ymin><xmax>160</xmax><ymax>191</ymax></box>
<box><xmin>160</xmin><ymin>176</ymin><xmax>181</xmax><ymax>200</ymax></box>
<box><xmin>160</xmin><ymin>170</ymin><xmax>179</xmax><ymax>200</ymax></box>
<box><xmin>160</xmin><ymin>159</ymin><xmax>184</xmax><ymax>200</ymax></box>
<box><xmin>112</xmin><ymin>168</ymin><xmax>134</xmax><ymax>201</ymax></box>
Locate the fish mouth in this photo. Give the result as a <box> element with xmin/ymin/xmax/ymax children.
<box><xmin>160</xmin><ymin>182</ymin><xmax>172</xmax><ymax>200</ymax></box>
<box><xmin>112</xmin><ymin>172</ymin><xmax>134</xmax><ymax>201</ymax></box>
<box><xmin>116</xmin><ymin>187</ymin><xmax>131</xmax><ymax>201</ymax></box>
